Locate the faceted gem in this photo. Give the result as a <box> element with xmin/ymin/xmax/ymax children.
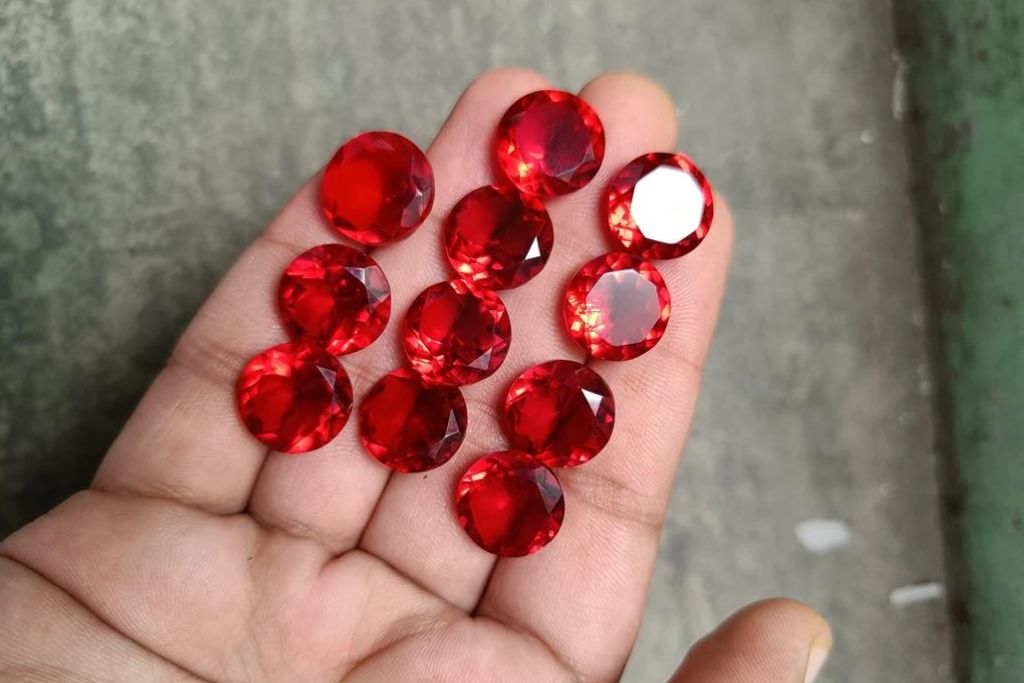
<box><xmin>504</xmin><ymin>360</ymin><xmax>615</xmax><ymax>468</ymax></box>
<box><xmin>278</xmin><ymin>244</ymin><xmax>391</xmax><ymax>355</ymax></box>
<box><xmin>359</xmin><ymin>368</ymin><xmax>468</xmax><ymax>473</ymax></box>
<box><xmin>320</xmin><ymin>131</ymin><xmax>434</xmax><ymax>245</ymax></box>
<box><xmin>454</xmin><ymin>451</ymin><xmax>565</xmax><ymax>557</ymax></box>
<box><xmin>236</xmin><ymin>342</ymin><xmax>353</xmax><ymax>453</ymax></box>
<box><xmin>495</xmin><ymin>90</ymin><xmax>605</xmax><ymax>197</ymax></box>
<box><xmin>444</xmin><ymin>185</ymin><xmax>554</xmax><ymax>290</ymax></box>
<box><xmin>403</xmin><ymin>279</ymin><xmax>512</xmax><ymax>386</ymax></box>
<box><xmin>563</xmin><ymin>252</ymin><xmax>671</xmax><ymax>361</ymax></box>
<box><xmin>607</xmin><ymin>152</ymin><xmax>714</xmax><ymax>259</ymax></box>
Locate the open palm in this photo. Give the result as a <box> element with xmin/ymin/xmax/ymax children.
<box><xmin>0</xmin><ymin>70</ymin><xmax>828</xmax><ymax>683</ymax></box>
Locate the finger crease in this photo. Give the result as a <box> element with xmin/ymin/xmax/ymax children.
<box><xmin>562</xmin><ymin>467</ymin><xmax>666</xmax><ymax>535</ymax></box>
<box><xmin>0</xmin><ymin>552</ymin><xmax>216</xmax><ymax>683</ymax></box>
<box><xmin>247</xmin><ymin>507</ymin><xmax>353</xmax><ymax>554</ymax></box>
<box><xmin>475</xmin><ymin>612</ymin><xmax>584</xmax><ymax>683</ymax></box>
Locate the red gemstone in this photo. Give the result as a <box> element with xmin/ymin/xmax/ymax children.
<box><xmin>279</xmin><ymin>244</ymin><xmax>391</xmax><ymax>355</ymax></box>
<box><xmin>505</xmin><ymin>360</ymin><xmax>615</xmax><ymax>468</ymax></box>
<box><xmin>359</xmin><ymin>368</ymin><xmax>468</xmax><ymax>473</ymax></box>
<box><xmin>495</xmin><ymin>90</ymin><xmax>605</xmax><ymax>197</ymax></box>
<box><xmin>320</xmin><ymin>131</ymin><xmax>434</xmax><ymax>245</ymax></box>
<box><xmin>236</xmin><ymin>342</ymin><xmax>353</xmax><ymax>453</ymax></box>
<box><xmin>607</xmin><ymin>152</ymin><xmax>714</xmax><ymax>259</ymax></box>
<box><xmin>564</xmin><ymin>253</ymin><xmax>671</xmax><ymax>361</ymax></box>
<box><xmin>444</xmin><ymin>185</ymin><xmax>554</xmax><ymax>289</ymax></box>
<box><xmin>454</xmin><ymin>451</ymin><xmax>565</xmax><ymax>557</ymax></box>
<box><xmin>403</xmin><ymin>279</ymin><xmax>512</xmax><ymax>386</ymax></box>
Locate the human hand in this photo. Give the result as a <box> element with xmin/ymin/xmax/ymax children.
<box><xmin>0</xmin><ymin>69</ymin><xmax>829</xmax><ymax>682</ymax></box>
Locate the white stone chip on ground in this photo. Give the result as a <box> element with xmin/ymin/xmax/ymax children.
<box><xmin>795</xmin><ymin>519</ymin><xmax>852</xmax><ymax>554</ymax></box>
<box><xmin>889</xmin><ymin>582</ymin><xmax>945</xmax><ymax>607</ymax></box>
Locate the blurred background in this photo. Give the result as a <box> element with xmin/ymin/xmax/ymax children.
<box><xmin>3</xmin><ymin>1</ymin><xmax>1022</xmax><ymax>682</ymax></box>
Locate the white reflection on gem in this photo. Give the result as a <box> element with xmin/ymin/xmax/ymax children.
<box><xmin>444</xmin><ymin>411</ymin><xmax>462</xmax><ymax>440</ymax></box>
<box><xmin>591</xmin><ymin>271</ymin><xmax>660</xmax><ymax>345</ymax></box>
<box><xmin>468</xmin><ymin>347</ymin><xmax>494</xmax><ymax>371</ymax></box>
<box><xmin>581</xmin><ymin>388</ymin><xmax>605</xmax><ymax>415</ymax></box>
<box><xmin>524</xmin><ymin>238</ymin><xmax>542</xmax><ymax>261</ymax></box>
<box><xmin>631</xmin><ymin>165</ymin><xmax>705</xmax><ymax>245</ymax></box>
<box><xmin>346</xmin><ymin>265</ymin><xmax>389</xmax><ymax>311</ymax></box>
<box><xmin>349</xmin><ymin>267</ymin><xmax>369</xmax><ymax>286</ymax></box>
<box><xmin>317</xmin><ymin>367</ymin><xmax>338</xmax><ymax>387</ymax></box>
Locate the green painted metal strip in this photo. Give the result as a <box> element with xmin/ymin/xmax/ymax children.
<box><xmin>897</xmin><ymin>1</ymin><xmax>1024</xmax><ymax>681</ymax></box>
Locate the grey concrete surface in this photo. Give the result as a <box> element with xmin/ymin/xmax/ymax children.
<box><xmin>0</xmin><ymin>1</ymin><xmax>951</xmax><ymax>681</ymax></box>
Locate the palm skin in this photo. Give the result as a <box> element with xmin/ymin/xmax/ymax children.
<box><xmin>0</xmin><ymin>70</ymin><xmax>828</xmax><ymax>683</ymax></box>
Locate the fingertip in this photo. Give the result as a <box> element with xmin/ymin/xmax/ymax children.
<box><xmin>423</xmin><ymin>67</ymin><xmax>552</xmax><ymax>199</ymax></box>
<box><xmin>580</xmin><ymin>70</ymin><xmax>680</xmax><ymax>149</ymax></box>
<box><xmin>584</xmin><ymin>68</ymin><xmax>676</xmax><ymax>105</ymax></box>
<box><xmin>732</xmin><ymin>598</ymin><xmax>832</xmax><ymax>646</ymax></box>
<box><xmin>711</xmin><ymin>190</ymin><xmax>736</xmax><ymax>260</ymax></box>
<box><xmin>484</xmin><ymin>66</ymin><xmax>551</xmax><ymax>87</ymax></box>
<box><xmin>671</xmin><ymin>599</ymin><xmax>832</xmax><ymax>683</ymax></box>
<box><xmin>451</xmin><ymin>67</ymin><xmax>552</xmax><ymax>114</ymax></box>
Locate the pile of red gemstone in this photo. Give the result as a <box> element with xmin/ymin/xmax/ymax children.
<box><xmin>451</xmin><ymin>90</ymin><xmax>714</xmax><ymax>558</ymax></box>
<box><xmin>235</xmin><ymin>88</ymin><xmax>714</xmax><ymax>560</ymax></box>
<box><xmin>237</xmin><ymin>131</ymin><xmax>434</xmax><ymax>454</ymax></box>
<box><xmin>360</xmin><ymin>89</ymin><xmax>611</xmax><ymax>482</ymax></box>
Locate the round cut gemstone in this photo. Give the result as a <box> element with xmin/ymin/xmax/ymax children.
<box><xmin>607</xmin><ymin>152</ymin><xmax>714</xmax><ymax>259</ymax></box>
<box><xmin>504</xmin><ymin>360</ymin><xmax>615</xmax><ymax>468</ymax></box>
<box><xmin>403</xmin><ymin>279</ymin><xmax>512</xmax><ymax>386</ymax></box>
<box><xmin>320</xmin><ymin>131</ymin><xmax>434</xmax><ymax>245</ymax></box>
<box><xmin>444</xmin><ymin>185</ymin><xmax>554</xmax><ymax>289</ymax></box>
<box><xmin>454</xmin><ymin>451</ymin><xmax>565</xmax><ymax>557</ymax></box>
<box><xmin>359</xmin><ymin>368</ymin><xmax>468</xmax><ymax>473</ymax></box>
<box><xmin>495</xmin><ymin>90</ymin><xmax>605</xmax><ymax>197</ymax></box>
<box><xmin>279</xmin><ymin>244</ymin><xmax>391</xmax><ymax>355</ymax></box>
<box><xmin>563</xmin><ymin>252</ymin><xmax>671</xmax><ymax>361</ymax></box>
<box><xmin>236</xmin><ymin>342</ymin><xmax>353</xmax><ymax>453</ymax></box>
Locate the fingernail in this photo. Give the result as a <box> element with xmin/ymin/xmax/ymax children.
<box><xmin>803</xmin><ymin>633</ymin><xmax>831</xmax><ymax>683</ymax></box>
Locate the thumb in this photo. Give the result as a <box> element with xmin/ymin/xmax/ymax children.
<box><xmin>669</xmin><ymin>599</ymin><xmax>832</xmax><ymax>683</ymax></box>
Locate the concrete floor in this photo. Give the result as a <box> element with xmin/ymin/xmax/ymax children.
<box><xmin>0</xmin><ymin>1</ymin><xmax>952</xmax><ymax>681</ymax></box>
